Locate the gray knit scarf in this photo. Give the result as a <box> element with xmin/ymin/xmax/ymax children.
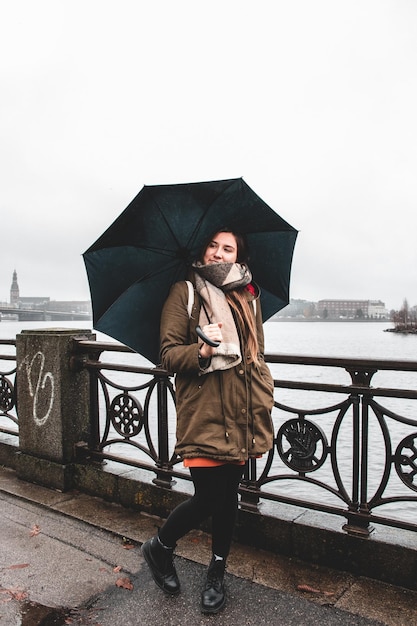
<box><xmin>192</xmin><ymin>262</ymin><xmax>252</xmax><ymax>373</ymax></box>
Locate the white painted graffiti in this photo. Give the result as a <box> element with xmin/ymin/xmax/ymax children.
<box><xmin>20</xmin><ymin>351</ymin><xmax>55</xmax><ymax>426</ymax></box>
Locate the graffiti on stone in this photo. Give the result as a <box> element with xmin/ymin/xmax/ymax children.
<box><xmin>20</xmin><ymin>351</ymin><xmax>55</xmax><ymax>426</ymax></box>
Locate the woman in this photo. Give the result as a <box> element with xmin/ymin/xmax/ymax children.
<box><xmin>142</xmin><ymin>229</ymin><xmax>275</xmax><ymax>614</ymax></box>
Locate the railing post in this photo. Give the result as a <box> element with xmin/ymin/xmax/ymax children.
<box><xmin>343</xmin><ymin>367</ymin><xmax>376</xmax><ymax>537</ymax></box>
<box><xmin>69</xmin><ymin>340</ymin><xmax>103</xmax><ymax>456</ymax></box>
<box><xmin>15</xmin><ymin>328</ymin><xmax>95</xmax><ymax>490</ymax></box>
<box><xmin>153</xmin><ymin>372</ymin><xmax>175</xmax><ymax>488</ymax></box>
<box><xmin>357</xmin><ymin>393</ymin><xmax>375</xmax><ymax>533</ymax></box>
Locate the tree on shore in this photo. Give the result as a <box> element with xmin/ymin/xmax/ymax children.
<box><xmin>391</xmin><ymin>298</ymin><xmax>417</xmax><ymax>331</ymax></box>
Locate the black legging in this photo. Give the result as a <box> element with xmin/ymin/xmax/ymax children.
<box><xmin>159</xmin><ymin>464</ymin><xmax>244</xmax><ymax>559</ymax></box>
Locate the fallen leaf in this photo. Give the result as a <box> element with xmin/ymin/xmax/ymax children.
<box><xmin>7</xmin><ymin>563</ymin><xmax>30</xmax><ymax>570</ymax></box>
<box><xmin>0</xmin><ymin>589</ymin><xmax>12</xmax><ymax>604</ymax></box>
<box><xmin>29</xmin><ymin>525</ymin><xmax>41</xmax><ymax>537</ymax></box>
<box><xmin>11</xmin><ymin>590</ymin><xmax>28</xmax><ymax>601</ymax></box>
<box><xmin>122</xmin><ymin>543</ymin><xmax>134</xmax><ymax>550</ymax></box>
<box><xmin>115</xmin><ymin>577</ymin><xmax>133</xmax><ymax>591</ymax></box>
<box><xmin>297</xmin><ymin>584</ymin><xmax>321</xmax><ymax>594</ymax></box>
<box><xmin>296</xmin><ymin>583</ymin><xmax>334</xmax><ymax>596</ymax></box>
<box><xmin>113</xmin><ymin>565</ymin><xmax>122</xmax><ymax>573</ymax></box>
<box><xmin>0</xmin><ymin>588</ymin><xmax>28</xmax><ymax>601</ymax></box>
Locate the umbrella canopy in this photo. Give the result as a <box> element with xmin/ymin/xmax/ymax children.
<box><xmin>83</xmin><ymin>178</ymin><xmax>298</xmax><ymax>364</ymax></box>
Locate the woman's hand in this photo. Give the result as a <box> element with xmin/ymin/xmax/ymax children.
<box><xmin>199</xmin><ymin>322</ymin><xmax>223</xmax><ymax>358</ymax></box>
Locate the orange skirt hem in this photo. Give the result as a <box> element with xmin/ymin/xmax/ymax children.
<box><xmin>183</xmin><ymin>457</ymin><xmax>246</xmax><ymax>468</ymax></box>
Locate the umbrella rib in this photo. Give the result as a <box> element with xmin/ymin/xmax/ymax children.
<box><xmin>150</xmin><ymin>182</ymin><xmax>237</xmax><ymax>254</ymax></box>
<box><xmin>151</xmin><ymin>197</ymin><xmax>186</xmax><ymax>251</ymax></box>
<box><xmin>148</xmin><ymin>196</ymin><xmax>205</xmax><ymax>259</ymax></box>
<box><xmin>184</xmin><ymin>179</ymin><xmax>239</xmax><ymax>250</ymax></box>
<box><xmin>185</xmin><ymin>210</ymin><xmax>211</xmax><ymax>251</ymax></box>
<box><xmin>127</xmin><ymin>259</ymin><xmax>187</xmax><ymax>289</ymax></box>
<box><xmin>138</xmin><ymin>245</ymin><xmax>180</xmax><ymax>257</ymax></box>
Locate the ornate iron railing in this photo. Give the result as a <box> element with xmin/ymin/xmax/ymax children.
<box><xmin>0</xmin><ymin>339</ymin><xmax>18</xmax><ymax>437</ymax></box>
<box><xmin>2</xmin><ymin>336</ymin><xmax>417</xmax><ymax>536</ymax></box>
<box><xmin>70</xmin><ymin>340</ymin><xmax>417</xmax><ymax>537</ymax></box>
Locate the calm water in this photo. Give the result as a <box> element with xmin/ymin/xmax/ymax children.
<box><xmin>2</xmin><ymin>319</ymin><xmax>417</xmax><ymax>522</ymax></box>
<box><xmin>1</xmin><ymin>318</ymin><xmax>414</xmax><ymax>360</ymax></box>
<box><xmin>265</xmin><ymin>320</ymin><xmax>416</xmax><ymax>361</ymax></box>
<box><xmin>2</xmin><ymin>318</ymin><xmax>417</xmax><ymax>407</ymax></box>
<box><xmin>264</xmin><ymin>320</ymin><xmax>417</xmax><ymax>394</ymax></box>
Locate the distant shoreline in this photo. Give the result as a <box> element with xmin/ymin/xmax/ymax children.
<box><xmin>384</xmin><ymin>326</ymin><xmax>417</xmax><ymax>334</ymax></box>
<box><xmin>271</xmin><ymin>317</ymin><xmax>391</xmax><ymax>323</ymax></box>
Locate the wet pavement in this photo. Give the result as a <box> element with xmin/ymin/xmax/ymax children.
<box><xmin>1</xmin><ymin>465</ymin><xmax>417</xmax><ymax>626</ymax></box>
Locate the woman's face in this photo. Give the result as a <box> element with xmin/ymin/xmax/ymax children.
<box><xmin>203</xmin><ymin>231</ymin><xmax>238</xmax><ymax>265</ymax></box>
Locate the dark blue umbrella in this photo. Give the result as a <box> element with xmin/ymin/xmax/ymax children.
<box><xmin>83</xmin><ymin>178</ymin><xmax>298</xmax><ymax>364</ymax></box>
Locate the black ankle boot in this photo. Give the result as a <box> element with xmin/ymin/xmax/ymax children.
<box><xmin>141</xmin><ymin>536</ymin><xmax>181</xmax><ymax>595</ymax></box>
<box><xmin>201</xmin><ymin>556</ymin><xmax>226</xmax><ymax>614</ymax></box>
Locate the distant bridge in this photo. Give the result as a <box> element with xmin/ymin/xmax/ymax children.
<box><xmin>0</xmin><ymin>307</ymin><xmax>92</xmax><ymax>322</ymax></box>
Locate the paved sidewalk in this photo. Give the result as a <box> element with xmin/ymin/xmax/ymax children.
<box><xmin>1</xmin><ymin>466</ymin><xmax>416</xmax><ymax>626</ymax></box>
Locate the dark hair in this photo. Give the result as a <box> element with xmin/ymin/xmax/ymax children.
<box><xmin>200</xmin><ymin>228</ymin><xmax>249</xmax><ymax>264</ymax></box>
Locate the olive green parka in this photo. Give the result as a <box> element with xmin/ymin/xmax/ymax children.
<box><xmin>160</xmin><ymin>279</ymin><xmax>275</xmax><ymax>463</ymax></box>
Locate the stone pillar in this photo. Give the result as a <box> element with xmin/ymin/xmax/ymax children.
<box><xmin>16</xmin><ymin>328</ymin><xmax>95</xmax><ymax>490</ymax></box>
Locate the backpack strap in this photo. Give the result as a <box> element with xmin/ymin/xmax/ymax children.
<box><xmin>185</xmin><ymin>280</ymin><xmax>194</xmax><ymax>318</ymax></box>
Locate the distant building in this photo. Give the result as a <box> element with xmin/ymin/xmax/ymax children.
<box><xmin>317</xmin><ymin>299</ymin><xmax>388</xmax><ymax>319</ymax></box>
<box><xmin>10</xmin><ymin>270</ymin><xmax>19</xmax><ymax>306</ymax></box>
<box><xmin>367</xmin><ymin>300</ymin><xmax>389</xmax><ymax>318</ymax></box>
<box><xmin>46</xmin><ymin>300</ymin><xmax>92</xmax><ymax>315</ymax></box>
<box><xmin>277</xmin><ymin>299</ymin><xmax>317</xmax><ymax>318</ymax></box>
<box><xmin>5</xmin><ymin>270</ymin><xmax>91</xmax><ymax>318</ymax></box>
<box><xmin>20</xmin><ymin>296</ymin><xmax>50</xmax><ymax>308</ymax></box>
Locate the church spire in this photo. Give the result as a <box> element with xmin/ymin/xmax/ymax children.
<box><xmin>10</xmin><ymin>270</ymin><xmax>19</xmax><ymax>306</ymax></box>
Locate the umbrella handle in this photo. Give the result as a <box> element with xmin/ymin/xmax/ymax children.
<box><xmin>196</xmin><ymin>325</ymin><xmax>220</xmax><ymax>348</ymax></box>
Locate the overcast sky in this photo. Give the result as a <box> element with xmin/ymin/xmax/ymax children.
<box><xmin>1</xmin><ymin>0</ymin><xmax>416</xmax><ymax>311</ymax></box>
